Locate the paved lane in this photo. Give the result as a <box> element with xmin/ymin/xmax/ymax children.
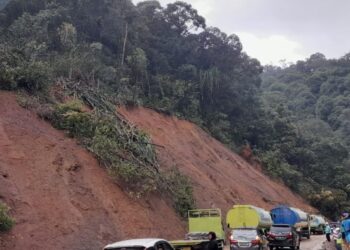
<box><xmin>300</xmin><ymin>235</ymin><xmax>326</xmax><ymax>250</ymax></box>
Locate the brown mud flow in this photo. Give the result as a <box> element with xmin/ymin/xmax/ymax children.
<box><xmin>0</xmin><ymin>92</ymin><xmax>185</xmax><ymax>250</ymax></box>
<box><xmin>119</xmin><ymin>106</ymin><xmax>314</xmax><ymax>214</ymax></box>
<box><xmin>0</xmin><ymin>91</ymin><xmax>313</xmax><ymax>250</ymax></box>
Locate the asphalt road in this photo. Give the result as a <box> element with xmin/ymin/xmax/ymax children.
<box><xmin>300</xmin><ymin>235</ymin><xmax>326</xmax><ymax>250</ymax></box>
<box><xmin>224</xmin><ymin>235</ymin><xmax>327</xmax><ymax>250</ymax></box>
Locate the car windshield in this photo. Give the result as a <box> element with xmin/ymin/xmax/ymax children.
<box><xmin>231</xmin><ymin>230</ymin><xmax>257</xmax><ymax>241</ymax></box>
<box><xmin>271</xmin><ymin>226</ymin><xmax>291</xmax><ymax>233</ymax></box>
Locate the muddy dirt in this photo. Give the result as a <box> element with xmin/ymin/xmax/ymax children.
<box><xmin>119</xmin><ymin>106</ymin><xmax>315</xmax><ymax>216</ymax></box>
<box><xmin>0</xmin><ymin>90</ymin><xmax>314</xmax><ymax>250</ymax></box>
<box><xmin>0</xmin><ymin>92</ymin><xmax>185</xmax><ymax>250</ymax></box>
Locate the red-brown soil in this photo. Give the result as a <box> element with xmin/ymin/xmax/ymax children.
<box><xmin>0</xmin><ymin>90</ymin><xmax>314</xmax><ymax>250</ymax></box>
<box><xmin>0</xmin><ymin>92</ymin><xmax>185</xmax><ymax>250</ymax></box>
<box><xmin>119</xmin><ymin>106</ymin><xmax>314</xmax><ymax>215</ymax></box>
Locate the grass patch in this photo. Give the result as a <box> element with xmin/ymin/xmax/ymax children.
<box><xmin>0</xmin><ymin>202</ymin><xmax>14</xmax><ymax>232</ymax></box>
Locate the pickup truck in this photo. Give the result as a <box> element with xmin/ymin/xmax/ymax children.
<box><xmin>170</xmin><ymin>209</ymin><xmax>225</xmax><ymax>250</ymax></box>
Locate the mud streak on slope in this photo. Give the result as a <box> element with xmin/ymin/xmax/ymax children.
<box><xmin>0</xmin><ymin>92</ymin><xmax>185</xmax><ymax>250</ymax></box>
<box><xmin>119</xmin><ymin>106</ymin><xmax>314</xmax><ymax>216</ymax></box>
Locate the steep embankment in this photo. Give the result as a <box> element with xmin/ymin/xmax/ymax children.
<box><xmin>119</xmin><ymin>106</ymin><xmax>314</xmax><ymax>214</ymax></box>
<box><xmin>0</xmin><ymin>91</ymin><xmax>185</xmax><ymax>250</ymax></box>
<box><xmin>0</xmin><ymin>90</ymin><xmax>314</xmax><ymax>249</ymax></box>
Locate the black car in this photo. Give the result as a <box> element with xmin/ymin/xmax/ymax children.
<box><xmin>267</xmin><ymin>225</ymin><xmax>300</xmax><ymax>250</ymax></box>
<box><xmin>229</xmin><ymin>228</ymin><xmax>268</xmax><ymax>250</ymax></box>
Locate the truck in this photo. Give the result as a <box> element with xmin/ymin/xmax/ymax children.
<box><xmin>309</xmin><ymin>215</ymin><xmax>326</xmax><ymax>234</ymax></box>
<box><xmin>226</xmin><ymin>205</ymin><xmax>273</xmax><ymax>229</ymax></box>
<box><xmin>270</xmin><ymin>206</ymin><xmax>311</xmax><ymax>239</ymax></box>
<box><xmin>226</xmin><ymin>205</ymin><xmax>272</xmax><ymax>250</ymax></box>
<box><xmin>170</xmin><ymin>209</ymin><xmax>225</xmax><ymax>250</ymax></box>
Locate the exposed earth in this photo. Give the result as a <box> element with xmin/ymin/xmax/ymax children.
<box><xmin>0</xmin><ymin>91</ymin><xmax>314</xmax><ymax>249</ymax></box>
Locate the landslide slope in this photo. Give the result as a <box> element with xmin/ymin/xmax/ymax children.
<box><xmin>0</xmin><ymin>91</ymin><xmax>186</xmax><ymax>250</ymax></box>
<box><xmin>0</xmin><ymin>90</ymin><xmax>314</xmax><ymax>250</ymax></box>
<box><xmin>119</xmin><ymin>106</ymin><xmax>314</xmax><ymax>214</ymax></box>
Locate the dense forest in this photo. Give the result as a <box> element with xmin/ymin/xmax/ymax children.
<box><xmin>261</xmin><ymin>54</ymin><xmax>350</xmax><ymax>218</ymax></box>
<box><xmin>0</xmin><ymin>0</ymin><xmax>349</xmax><ymax>219</ymax></box>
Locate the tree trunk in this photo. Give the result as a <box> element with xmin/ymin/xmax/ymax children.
<box><xmin>121</xmin><ymin>22</ymin><xmax>128</xmax><ymax>66</ymax></box>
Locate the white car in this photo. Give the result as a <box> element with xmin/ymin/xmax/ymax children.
<box><xmin>104</xmin><ymin>238</ymin><xmax>175</xmax><ymax>250</ymax></box>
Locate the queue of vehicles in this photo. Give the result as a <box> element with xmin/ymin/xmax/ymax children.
<box><xmin>103</xmin><ymin>205</ymin><xmax>327</xmax><ymax>250</ymax></box>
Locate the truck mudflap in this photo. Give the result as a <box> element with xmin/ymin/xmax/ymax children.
<box><xmin>299</xmin><ymin>228</ymin><xmax>311</xmax><ymax>239</ymax></box>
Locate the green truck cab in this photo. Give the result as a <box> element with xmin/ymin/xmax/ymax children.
<box><xmin>170</xmin><ymin>209</ymin><xmax>225</xmax><ymax>250</ymax></box>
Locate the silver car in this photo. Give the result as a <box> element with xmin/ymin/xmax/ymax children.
<box><xmin>229</xmin><ymin>228</ymin><xmax>268</xmax><ymax>250</ymax></box>
<box><xmin>104</xmin><ymin>238</ymin><xmax>175</xmax><ymax>250</ymax></box>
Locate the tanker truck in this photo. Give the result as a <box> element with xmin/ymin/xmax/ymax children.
<box><xmin>226</xmin><ymin>205</ymin><xmax>273</xmax><ymax>229</ymax></box>
<box><xmin>310</xmin><ymin>215</ymin><xmax>326</xmax><ymax>234</ymax></box>
<box><xmin>226</xmin><ymin>205</ymin><xmax>272</xmax><ymax>250</ymax></box>
<box><xmin>270</xmin><ymin>206</ymin><xmax>311</xmax><ymax>239</ymax></box>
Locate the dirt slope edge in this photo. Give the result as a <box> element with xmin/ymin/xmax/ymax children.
<box><xmin>119</xmin><ymin>106</ymin><xmax>314</xmax><ymax>216</ymax></box>
<box><xmin>0</xmin><ymin>91</ymin><xmax>186</xmax><ymax>250</ymax></box>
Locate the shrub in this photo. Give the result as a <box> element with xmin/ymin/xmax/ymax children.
<box><xmin>15</xmin><ymin>62</ymin><xmax>51</xmax><ymax>93</ymax></box>
<box><xmin>0</xmin><ymin>202</ymin><xmax>14</xmax><ymax>232</ymax></box>
<box><xmin>91</xmin><ymin>117</ymin><xmax>159</xmax><ymax>195</ymax></box>
<box><xmin>51</xmin><ymin>100</ymin><xmax>96</xmax><ymax>138</ymax></box>
<box><xmin>0</xmin><ymin>61</ymin><xmax>50</xmax><ymax>93</ymax></box>
<box><xmin>165</xmin><ymin>169</ymin><xmax>195</xmax><ymax>217</ymax></box>
<box><xmin>0</xmin><ymin>67</ymin><xmax>16</xmax><ymax>90</ymax></box>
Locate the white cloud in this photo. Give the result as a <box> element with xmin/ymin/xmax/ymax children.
<box><xmin>236</xmin><ymin>32</ymin><xmax>307</xmax><ymax>65</ymax></box>
<box><xmin>132</xmin><ymin>0</ymin><xmax>214</xmax><ymax>17</ymax></box>
<box><xmin>188</xmin><ymin>0</ymin><xmax>213</xmax><ymax>18</ymax></box>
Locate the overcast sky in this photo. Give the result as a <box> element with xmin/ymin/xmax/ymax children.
<box><xmin>133</xmin><ymin>0</ymin><xmax>350</xmax><ymax>65</ymax></box>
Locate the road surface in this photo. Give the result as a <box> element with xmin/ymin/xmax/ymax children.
<box><xmin>300</xmin><ymin>235</ymin><xmax>326</xmax><ymax>250</ymax></box>
<box><xmin>224</xmin><ymin>235</ymin><xmax>327</xmax><ymax>250</ymax></box>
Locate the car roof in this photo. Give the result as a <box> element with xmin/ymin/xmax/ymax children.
<box><xmin>104</xmin><ymin>238</ymin><xmax>167</xmax><ymax>250</ymax></box>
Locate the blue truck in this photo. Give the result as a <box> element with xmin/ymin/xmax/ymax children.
<box><xmin>270</xmin><ymin>206</ymin><xmax>311</xmax><ymax>239</ymax></box>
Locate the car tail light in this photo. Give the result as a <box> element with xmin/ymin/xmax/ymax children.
<box><xmin>229</xmin><ymin>235</ymin><xmax>238</xmax><ymax>245</ymax></box>
<box><xmin>229</xmin><ymin>239</ymin><xmax>238</xmax><ymax>245</ymax></box>
<box><xmin>287</xmin><ymin>232</ymin><xmax>293</xmax><ymax>239</ymax></box>
<box><xmin>251</xmin><ymin>239</ymin><xmax>260</xmax><ymax>246</ymax></box>
<box><xmin>267</xmin><ymin>232</ymin><xmax>275</xmax><ymax>239</ymax></box>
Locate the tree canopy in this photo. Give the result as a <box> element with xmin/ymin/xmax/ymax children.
<box><xmin>1</xmin><ymin>0</ymin><xmax>350</xmax><ymax>218</ymax></box>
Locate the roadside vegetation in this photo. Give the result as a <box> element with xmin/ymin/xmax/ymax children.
<box><xmin>0</xmin><ymin>0</ymin><xmax>350</xmax><ymax>218</ymax></box>
<box><xmin>0</xmin><ymin>202</ymin><xmax>14</xmax><ymax>232</ymax></box>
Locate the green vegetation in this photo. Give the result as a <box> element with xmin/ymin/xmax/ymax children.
<box><xmin>1</xmin><ymin>0</ymin><xmax>350</xmax><ymax>218</ymax></box>
<box><xmin>49</xmin><ymin>96</ymin><xmax>195</xmax><ymax>214</ymax></box>
<box><xmin>261</xmin><ymin>53</ymin><xmax>350</xmax><ymax>218</ymax></box>
<box><xmin>164</xmin><ymin>169</ymin><xmax>195</xmax><ymax>218</ymax></box>
<box><xmin>0</xmin><ymin>202</ymin><xmax>14</xmax><ymax>232</ymax></box>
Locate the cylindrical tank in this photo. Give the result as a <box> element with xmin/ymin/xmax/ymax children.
<box><xmin>270</xmin><ymin>206</ymin><xmax>309</xmax><ymax>228</ymax></box>
<box><xmin>310</xmin><ymin>215</ymin><xmax>326</xmax><ymax>227</ymax></box>
<box><xmin>226</xmin><ymin>205</ymin><xmax>273</xmax><ymax>229</ymax></box>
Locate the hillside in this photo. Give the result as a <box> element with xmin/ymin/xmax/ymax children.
<box><xmin>119</xmin><ymin>106</ymin><xmax>313</xmax><ymax>212</ymax></box>
<box><xmin>0</xmin><ymin>91</ymin><xmax>186</xmax><ymax>249</ymax></box>
<box><xmin>261</xmin><ymin>54</ymin><xmax>350</xmax><ymax>217</ymax></box>
<box><xmin>0</xmin><ymin>91</ymin><xmax>313</xmax><ymax>249</ymax></box>
<box><xmin>2</xmin><ymin>0</ymin><xmax>342</xmax><ymax>234</ymax></box>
